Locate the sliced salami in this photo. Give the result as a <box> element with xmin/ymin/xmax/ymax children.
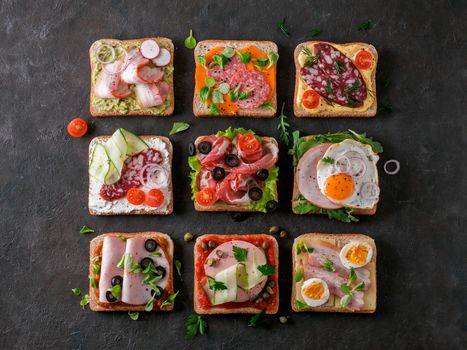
<box><xmin>229</xmin><ymin>69</ymin><xmax>270</xmax><ymax>109</ymax></box>
<box><xmin>207</xmin><ymin>55</ymin><xmax>246</xmax><ymax>84</ymax></box>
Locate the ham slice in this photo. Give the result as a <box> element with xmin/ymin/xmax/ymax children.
<box><xmin>121</xmin><ymin>237</ymin><xmax>170</xmax><ymax>305</ymax></box>
<box><xmin>197</xmin><ymin>168</ymin><xmax>218</xmax><ymax>191</ymax></box>
<box><xmin>296</xmin><ymin>143</ymin><xmax>342</xmax><ymax>209</ymax></box>
<box><xmin>98</xmin><ymin>236</ymin><xmax>126</xmax><ymax>303</ymax></box>
<box><xmin>216</xmin><ymin>173</ymin><xmax>260</xmax><ymax>205</ymax></box>
<box><xmin>134</xmin><ymin>83</ymin><xmax>163</xmax><ymax>108</ymax></box>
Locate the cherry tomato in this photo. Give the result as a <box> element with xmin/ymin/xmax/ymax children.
<box><xmin>126</xmin><ymin>188</ymin><xmax>145</xmax><ymax>205</ymax></box>
<box><xmin>145</xmin><ymin>189</ymin><xmax>165</xmax><ymax>208</ymax></box>
<box><xmin>354</xmin><ymin>50</ymin><xmax>373</xmax><ymax>70</ymax></box>
<box><xmin>238</xmin><ymin>133</ymin><xmax>261</xmax><ymax>155</ymax></box>
<box><xmin>67</xmin><ymin>118</ymin><xmax>88</xmax><ymax>138</ymax></box>
<box><xmin>196</xmin><ymin>188</ymin><xmax>217</xmax><ymax>206</ymax></box>
<box><xmin>302</xmin><ymin>90</ymin><xmax>320</xmax><ymax>109</ymax></box>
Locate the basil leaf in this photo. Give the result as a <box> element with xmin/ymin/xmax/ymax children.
<box><xmin>145</xmin><ymin>298</ymin><xmax>154</xmax><ymax>312</ymax></box>
<box><xmin>295</xmin><ymin>268</ymin><xmax>303</xmax><ymax>282</ymax></box>
<box><xmin>232</xmin><ymin>245</ymin><xmax>248</xmax><ymax>262</ymax></box>
<box><xmin>295</xmin><ymin>299</ymin><xmax>308</xmax><ymax>310</ymax></box>
<box><xmin>248</xmin><ymin>309</ymin><xmax>265</xmax><ymax>327</ymax></box>
<box><xmin>236</xmin><ymin>51</ymin><xmax>251</xmax><ymax>64</ymax></box>
<box><xmin>218</xmin><ymin>82</ymin><xmax>230</xmax><ymax>94</ymax></box>
<box><xmin>116</xmin><ymin>233</ymin><xmax>127</xmax><ymax>241</ymax></box>
<box><xmin>340</xmin><ymin>283</ymin><xmax>352</xmax><ymax>295</ymax></box>
<box><xmin>229</xmin><ymin>85</ymin><xmax>240</xmax><ymax>101</ymax></box>
<box><xmin>80</xmin><ymin>294</ymin><xmax>89</xmax><ymax>309</ymax></box>
<box><xmin>256</xmin><ymin>58</ymin><xmax>269</xmax><ymax>66</ymax></box>
<box><xmin>149</xmin><ymin>252</ymin><xmax>162</xmax><ymax>257</ymax></box>
<box><xmin>353</xmin><ymin>281</ymin><xmax>365</xmax><ymax>291</ymax></box>
<box><xmin>169</xmin><ymin>122</ymin><xmax>190</xmax><ymax>135</ymax></box>
<box><xmin>257</xmin><ymin>264</ymin><xmax>275</xmax><ymax>276</ymax></box>
<box><xmin>89</xmin><ymin>275</ymin><xmax>96</xmax><ymax>288</ymax></box>
<box><xmin>197</xmin><ymin>55</ymin><xmax>206</xmax><ymax>68</ymax></box>
<box><xmin>322</xmin><ymin>257</ymin><xmax>336</xmax><ymax>272</ymax></box>
<box><xmin>261</xmin><ymin>101</ymin><xmax>274</xmax><ymax>111</ymax></box>
<box><xmin>72</xmin><ymin>288</ymin><xmax>82</xmax><ymax>296</ymax></box>
<box><xmin>309</xmin><ymin>29</ymin><xmax>321</xmax><ymax>37</ymax></box>
<box><xmin>209</xmin><ymin>103</ymin><xmax>220</xmax><ymax>115</ymax></box>
<box><xmin>184</xmin><ymin>29</ymin><xmax>197</xmax><ymax>49</ymax></box>
<box><xmin>211</xmin><ymin>90</ymin><xmax>224</xmax><ymax>104</ymax></box>
<box><xmin>107</xmin><ymin>284</ymin><xmax>121</xmax><ymax>300</ymax></box>
<box><xmin>200</xmin><ymin>86</ymin><xmax>210</xmax><ymax>104</ymax></box>
<box><xmin>79</xmin><ymin>225</ymin><xmax>94</xmax><ymax>234</ymax></box>
<box><xmin>267</xmin><ymin>51</ymin><xmax>279</xmax><ymax>69</ymax></box>
<box><xmin>92</xmin><ymin>264</ymin><xmax>101</xmax><ymax>274</ymax></box>
<box><xmin>175</xmin><ymin>259</ymin><xmax>182</xmax><ymax>277</ymax></box>
<box><xmin>160</xmin><ymin>291</ymin><xmax>179</xmax><ymax>308</ymax></box>
<box><xmin>340</xmin><ymin>294</ymin><xmax>353</xmax><ymax>308</ymax></box>
<box><xmin>348</xmin><ymin>267</ymin><xmax>357</xmax><ymax>283</ymax></box>
<box><xmin>205</xmin><ymin>76</ymin><xmax>216</xmax><ymax>88</ymax></box>
<box><xmin>210</xmin><ymin>54</ymin><xmax>228</xmax><ymax>69</ymax></box>
<box><xmin>238</xmin><ymin>90</ymin><xmax>249</xmax><ymax>100</ymax></box>
<box><xmin>222</xmin><ymin>47</ymin><xmax>235</xmax><ymax>58</ymax></box>
<box><xmin>128</xmin><ymin>311</ymin><xmax>139</xmax><ymax>321</ymax></box>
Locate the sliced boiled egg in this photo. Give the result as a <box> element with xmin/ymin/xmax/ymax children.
<box><xmin>301</xmin><ymin>278</ymin><xmax>330</xmax><ymax>307</ymax></box>
<box><xmin>339</xmin><ymin>241</ymin><xmax>373</xmax><ymax>269</ymax></box>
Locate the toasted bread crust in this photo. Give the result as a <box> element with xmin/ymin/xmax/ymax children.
<box><xmin>89</xmin><ymin>37</ymin><xmax>174</xmax><ymax>117</ymax></box>
<box><xmin>193</xmin><ymin>40</ymin><xmax>277</xmax><ymax>118</ymax></box>
<box><xmin>291</xmin><ymin>233</ymin><xmax>377</xmax><ymax>313</ymax></box>
<box><xmin>291</xmin><ymin>135</ymin><xmax>378</xmax><ymax>216</ymax></box>
<box><xmin>293</xmin><ymin>41</ymin><xmax>378</xmax><ymax>118</ymax></box>
<box><xmin>88</xmin><ymin>232</ymin><xmax>174</xmax><ymax>312</ymax></box>
<box><xmin>193</xmin><ymin>234</ymin><xmax>279</xmax><ymax>314</ymax></box>
<box><xmin>88</xmin><ymin>135</ymin><xmax>173</xmax><ymax>216</ymax></box>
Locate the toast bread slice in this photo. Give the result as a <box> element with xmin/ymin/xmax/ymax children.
<box><xmin>89</xmin><ymin>37</ymin><xmax>174</xmax><ymax>117</ymax></box>
<box><xmin>193</xmin><ymin>234</ymin><xmax>279</xmax><ymax>314</ymax></box>
<box><xmin>89</xmin><ymin>232</ymin><xmax>174</xmax><ymax>312</ymax></box>
<box><xmin>192</xmin><ymin>136</ymin><xmax>279</xmax><ymax>212</ymax></box>
<box><xmin>193</xmin><ymin>40</ymin><xmax>277</xmax><ymax>118</ymax></box>
<box><xmin>88</xmin><ymin>135</ymin><xmax>173</xmax><ymax>216</ymax></box>
<box><xmin>293</xmin><ymin>41</ymin><xmax>378</xmax><ymax>118</ymax></box>
<box><xmin>292</xmin><ymin>135</ymin><xmax>377</xmax><ymax>215</ymax></box>
<box><xmin>291</xmin><ymin>233</ymin><xmax>377</xmax><ymax>313</ymax></box>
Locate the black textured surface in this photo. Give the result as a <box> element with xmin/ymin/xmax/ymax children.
<box><xmin>1</xmin><ymin>0</ymin><xmax>466</xmax><ymax>349</ymax></box>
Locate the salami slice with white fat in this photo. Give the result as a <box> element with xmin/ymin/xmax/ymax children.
<box><xmin>229</xmin><ymin>69</ymin><xmax>270</xmax><ymax>109</ymax></box>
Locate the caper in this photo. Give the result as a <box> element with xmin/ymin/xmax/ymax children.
<box><xmin>184</xmin><ymin>232</ymin><xmax>193</xmax><ymax>242</ymax></box>
<box><xmin>266</xmin><ymin>286</ymin><xmax>274</xmax><ymax>295</ymax></box>
<box><xmin>208</xmin><ymin>240</ymin><xmax>217</xmax><ymax>248</ymax></box>
<box><xmin>262</xmin><ymin>292</ymin><xmax>270</xmax><ymax>299</ymax></box>
<box><xmin>216</xmin><ymin>250</ymin><xmax>224</xmax><ymax>258</ymax></box>
<box><xmin>206</xmin><ymin>258</ymin><xmax>214</xmax><ymax>266</ymax></box>
<box><xmin>268</xmin><ymin>281</ymin><xmax>275</xmax><ymax>288</ymax></box>
<box><xmin>255</xmin><ymin>297</ymin><xmax>263</xmax><ymax>304</ymax></box>
<box><xmin>201</xmin><ymin>242</ymin><xmax>208</xmax><ymax>250</ymax></box>
<box><xmin>279</xmin><ymin>316</ymin><xmax>288</xmax><ymax>324</ymax></box>
<box><xmin>261</xmin><ymin>241</ymin><xmax>269</xmax><ymax>250</ymax></box>
<box><xmin>269</xmin><ymin>225</ymin><xmax>280</xmax><ymax>235</ymax></box>
<box><xmin>279</xmin><ymin>230</ymin><xmax>288</xmax><ymax>239</ymax></box>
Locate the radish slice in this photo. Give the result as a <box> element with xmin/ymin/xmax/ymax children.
<box><xmin>140</xmin><ymin>40</ymin><xmax>160</xmax><ymax>59</ymax></box>
<box><xmin>152</xmin><ymin>48</ymin><xmax>171</xmax><ymax>67</ymax></box>
<box><xmin>361</xmin><ymin>182</ymin><xmax>380</xmax><ymax>199</ymax></box>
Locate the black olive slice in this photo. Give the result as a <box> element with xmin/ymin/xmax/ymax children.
<box><xmin>111</xmin><ymin>275</ymin><xmax>123</xmax><ymax>286</ymax></box>
<box><xmin>197</xmin><ymin>141</ymin><xmax>212</xmax><ymax>154</ymax></box>
<box><xmin>144</xmin><ymin>239</ymin><xmax>158</xmax><ymax>252</ymax></box>
<box><xmin>151</xmin><ymin>286</ymin><xmax>165</xmax><ymax>300</ymax></box>
<box><xmin>256</xmin><ymin>169</ymin><xmax>269</xmax><ymax>181</ymax></box>
<box><xmin>231</xmin><ymin>212</ymin><xmax>249</xmax><ymax>222</ymax></box>
<box><xmin>188</xmin><ymin>142</ymin><xmax>196</xmax><ymax>156</ymax></box>
<box><xmin>225</xmin><ymin>154</ymin><xmax>240</xmax><ymax>167</ymax></box>
<box><xmin>266</xmin><ymin>200</ymin><xmax>278</xmax><ymax>212</ymax></box>
<box><xmin>211</xmin><ymin>167</ymin><xmax>226</xmax><ymax>181</ymax></box>
<box><xmin>154</xmin><ymin>265</ymin><xmax>166</xmax><ymax>279</ymax></box>
<box><xmin>106</xmin><ymin>290</ymin><xmax>118</xmax><ymax>303</ymax></box>
<box><xmin>248</xmin><ymin>187</ymin><xmax>263</xmax><ymax>201</ymax></box>
<box><xmin>140</xmin><ymin>257</ymin><xmax>154</xmax><ymax>270</ymax></box>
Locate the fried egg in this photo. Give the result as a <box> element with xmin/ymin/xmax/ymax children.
<box><xmin>339</xmin><ymin>241</ymin><xmax>373</xmax><ymax>269</ymax></box>
<box><xmin>316</xmin><ymin>139</ymin><xmax>379</xmax><ymax>209</ymax></box>
<box><xmin>301</xmin><ymin>278</ymin><xmax>330</xmax><ymax>307</ymax></box>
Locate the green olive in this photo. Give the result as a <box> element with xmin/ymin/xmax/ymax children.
<box><xmin>269</xmin><ymin>225</ymin><xmax>280</xmax><ymax>235</ymax></box>
<box><xmin>184</xmin><ymin>232</ymin><xmax>193</xmax><ymax>242</ymax></box>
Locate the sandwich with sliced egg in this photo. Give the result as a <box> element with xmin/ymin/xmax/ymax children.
<box><xmin>290</xmin><ymin>130</ymin><xmax>383</xmax><ymax>222</ymax></box>
<box><xmin>292</xmin><ymin>233</ymin><xmax>376</xmax><ymax>313</ymax></box>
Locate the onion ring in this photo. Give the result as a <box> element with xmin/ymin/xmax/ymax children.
<box><xmin>384</xmin><ymin>160</ymin><xmax>400</xmax><ymax>175</ymax></box>
<box><xmin>348</xmin><ymin>157</ymin><xmax>367</xmax><ymax>178</ymax></box>
<box><xmin>334</xmin><ymin>155</ymin><xmax>351</xmax><ymax>174</ymax></box>
<box><xmin>95</xmin><ymin>44</ymin><xmax>115</xmax><ymax>65</ymax></box>
<box><xmin>139</xmin><ymin>164</ymin><xmax>168</xmax><ymax>188</ymax></box>
<box><xmin>361</xmin><ymin>182</ymin><xmax>380</xmax><ymax>199</ymax></box>
<box><xmin>102</xmin><ymin>47</ymin><xmax>129</xmax><ymax>74</ymax></box>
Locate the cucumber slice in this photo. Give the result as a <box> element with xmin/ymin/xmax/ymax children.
<box><xmin>119</xmin><ymin>128</ymin><xmax>148</xmax><ymax>156</ymax></box>
<box><xmin>111</xmin><ymin>129</ymin><xmax>128</xmax><ymax>155</ymax></box>
<box><xmin>106</xmin><ymin>131</ymin><xmax>128</xmax><ymax>175</ymax></box>
<box><xmin>89</xmin><ymin>143</ymin><xmax>119</xmax><ymax>185</ymax></box>
<box><xmin>211</xmin><ymin>264</ymin><xmax>238</xmax><ymax>305</ymax></box>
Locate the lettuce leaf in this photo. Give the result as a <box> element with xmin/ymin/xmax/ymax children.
<box><xmin>188</xmin><ymin>156</ymin><xmax>202</xmax><ymax>200</ymax></box>
<box><xmin>248</xmin><ymin>166</ymin><xmax>279</xmax><ymax>213</ymax></box>
<box><xmin>293</xmin><ymin>195</ymin><xmax>359</xmax><ymax>223</ymax></box>
<box><xmin>216</xmin><ymin>127</ymin><xmax>256</xmax><ymax>139</ymax></box>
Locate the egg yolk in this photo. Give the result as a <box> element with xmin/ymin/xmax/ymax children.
<box><xmin>324</xmin><ymin>173</ymin><xmax>355</xmax><ymax>200</ymax></box>
<box><xmin>345</xmin><ymin>244</ymin><xmax>369</xmax><ymax>265</ymax></box>
<box><xmin>303</xmin><ymin>282</ymin><xmax>325</xmax><ymax>300</ymax></box>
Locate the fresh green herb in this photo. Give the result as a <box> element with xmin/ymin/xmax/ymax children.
<box><xmin>116</xmin><ymin>253</ymin><xmax>132</xmax><ymax>270</ymax></box>
<box><xmin>169</xmin><ymin>121</ymin><xmax>190</xmax><ymax>135</ymax></box>
<box><xmin>197</xmin><ymin>55</ymin><xmax>206</xmax><ymax>68</ymax></box>
<box><xmin>261</xmin><ymin>101</ymin><xmax>274</xmax><ymax>111</ymax></box>
<box><xmin>222</xmin><ymin>46</ymin><xmax>235</xmax><ymax>58</ymax></box>
<box><xmin>267</xmin><ymin>51</ymin><xmax>279</xmax><ymax>69</ymax></box>
<box><xmin>326</xmin><ymin>78</ymin><xmax>333</xmax><ymax>97</ymax></box>
<box><xmin>209</xmin><ymin>54</ymin><xmax>228</xmax><ymax>69</ymax></box>
<box><xmin>149</xmin><ymin>252</ymin><xmax>162</xmax><ymax>257</ymax></box>
<box><xmin>334</xmin><ymin>59</ymin><xmax>345</xmax><ymax>74</ymax></box>
<box><xmin>207</xmin><ymin>276</ymin><xmax>228</xmax><ymax>291</ymax></box>
<box><xmin>322</xmin><ymin>257</ymin><xmax>336</xmax><ymax>272</ymax></box>
<box><xmin>80</xmin><ymin>294</ymin><xmax>89</xmax><ymax>309</ymax></box>
<box><xmin>322</xmin><ymin>157</ymin><xmax>335</xmax><ymax>165</ymax></box>
<box><xmin>211</xmin><ymin>90</ymin><xmax>224</xmax><ymax>103</ymax></box>
<box><xmin>238</xmin><ymin>90</ymin><xmax>249</xmax><ymax>100</ymax></box>
<box><xmin>184</xmin><ymin>29</ymin><xmax>197</xmax><ymax>49</ymax></box>
<box><xmin>160</xmin><ymin>291</ymin><xmax>179</xmax><ymax>308</ymax></box>
<box><xmin>256</xmin><ymin>58</ymin><xmax>269</xmax><ymax>66</ymax></box>
<box><xmin>128</xmin><ymin>311</ymin><xmax>139</xmax><ymax>321</ymax></box>
<box><xmin>257</xmin><ymin>264</ymin><xmax>275</xmax><ymax>276</ymax></box>
<box><xmin>348</xmin><ymin>267</ymin><xmax>357</xmax><ymax>283</ymax></box>
<box><xmin>92</xmin><ymin>264</ymin><xmax>101</xmax><ymax>274</ymax></box>
<box><xmin>236</xmin><ymin>50</ymin><xmax>251</xmax><ymax>64</ymax></box>
<box><xmin>277</xmin><ymin>103</ymin><xmax>290</xmax><ymax>146</ymax></box>
<box><xmin>344</xmin><ymin>80</ymin><xmax>360</xmax><ymax>94</ymax></box>
<box><xmin>302</xmin><ymin>46</ymin><xmax>318</xmax><ymax>67</ymax></box>
<box><xmin>357</xmin><ymin>20</ymin><xmax>371</xmax><ymax>31</ymax></box>
<box><xmin>293</xmin><ymin>194</ymin><xmax>359</xmax><ymax>223</ymax></box>
<box><xmin>107</xmin><ymin>284</ymin><xmax>121</xmax><ymax>300</ymax></box>
<box><xmin>186</xmin><ymin>314</ymin><xmax>207</xmax><ymax>337</ymax></box>
<box><xmin>300</xmin><ymin>241</ymin><xmax>313</xmax><ymax>254</ymax></box>
<box><xmin>72</xmin><ymin>288</ymin><xmax>82</xmax><ymax>296</ymax></box>
<box><xmin>89</xmin><ymin>275</ymin><xmax>97</xmax><ymax>288</ymax></box>
<box><xmin>175</xmin><ymin>260</ymin><xmax>182</xmax><ymax>277</ymax></box>
<box><xmin>378</xmin><ymin>104</ymin><xmax>393</xmax><ymax>113</ymax></box>
<box><xmin>295</xmin><ymin>299</ymin><xmax>308</xmax><ymax>310</ymax></box>
<box><xmin>277</xmin><ymin>17</ymin><xmax>290</xmax><ymax>37</ymax></box>
<box><xmin>200</xmin><ymin>86</ymin><xmax>210</xmax><ymax>104</ymax></box>
<box><xmin>92</xmin><ymin>256</ymin><xmax>101</xmax><ymax>262</ymax></box>
<box><xmin>229</xmin><ymin>85</ymin><xmax>241</xmax><ymax>101</ymax></box>
<box><xmin>339</xmin><ymin>268</ymin><xmax>365</xmax><ymax>308</ymax></box>
<box><xmin>218</xmin><ymin>82</ymin><xmax>230</xmax><ymax>94</ymax></box>
<box><xmin>209</xmin><ymin>103</ymin><xmax>220</xmax><ymax>115</ymax></box>
<box><xmin>248</xmin><ymin>309</ymin><xmax>265</xmax><ymax>327</ymax></box>
<box><xmin>340</xmin><ymin>283</ymin><xmax>352</xmax><ymax>295</ymax></box>
<box><xmin>340</xmin><ymin>294</ymin><xmax>353</xmax><ymax>308</ymax></box>
<box><xmin>145</xmin><ymin>298</ymin><xmax>154</xmax><ymax>312</ymax></box>
<box><xmin>354</xmin><ymin>281</ymin><xmax>365</xmax><ymax>291</ymax></box>
<box><xmin>254</xmin><ymin>64</ymin><xmax>263</xmax><ymax>72</ymax></box>
<box><xmin>79</xmin><ymin>225</ymin><xmax>94</xmax><ymax>234</ymax></box>
<box><xmin>116</xmin><ymin>233</ymin><xmax>127</xmax><ymax>241</ymax></box>
<box><xmin>295</xmin><ymin>268</ymin><xmax>303</xmax><ymax>282</ymax></box>
<box><xmin>232</xmin><ymin>245</ymin><xmax>248</xmax><ymax>262</ymax></box>
<box><xmin>309</xmin><ymin>29</ymin><xmax>321</xmax><ymax>37</ymax></box>
<box><xmin>205</xmin><ymin>76</ymin><xmax>216</xmax><ymax>88</ymax></box>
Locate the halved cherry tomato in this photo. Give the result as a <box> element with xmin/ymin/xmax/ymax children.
<box><xmin>354</xmin><ymin>50</ymin><xmax>373</xmax><ymax>70</ymax></box>
<box><xmin>67</xmin><ymin>118</ymin><xmax>88</xmax><ymax>138</ymax></box>
<box><xmin>196</xmin><ymin>188</ymin><xmax>217</xmax><ymax>206</ymax></box>
<box><xmin>127</xmin><ymin>188</ymin><xmax>145</xmax><ymax>205</ymax></box>
<box><xmin>302</xmin><ymin>90</ymin><xmax>320</xmax><ymax>109</ymax></box>
<box><xmin>145</xmin><ymin>189</ymin><xmax>165</xmax><ymax>208</ymax></box>
<box><xmin>238</xmin><ymin>133</ymin><xmax>261</xmax><ymax>155</ymax></box>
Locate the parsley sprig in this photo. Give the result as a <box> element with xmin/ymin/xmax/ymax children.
<box><xmin>232</xmin><ymin>245</ymin><xmax>248</xmax><ymax>262</ymax></box>
<box><xmin>248</xmin><ymin>309</ymin><xmax>265</xmax><ymax>327</ymax></box>
<box><xmin>207</xmin><ymin>276</ymin><xmax>228</xmax><ymax>291</ymax></box>
<box><xmin>186</xmin><ymin>314</ymin><xmax>207</xmax><ymax>337</ymax></box>
<box><xmin>257</xmin><ymin>264</ymin><xmax>275</xmax><ymax>276</ymax></box>
<box><xmin>277</xmin><ymin>103</ymin><xmax>290</xmax><ymax>145</ymax></box>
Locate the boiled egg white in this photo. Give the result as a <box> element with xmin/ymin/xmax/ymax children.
<box><xmin>301</xmin><ymin>278</ymin><xmax>330</xmax><ymax>307</ymax></box>
<box><xmin>339</xmin><ymin>241</ymin><xmax>373</xmax><ymax>269</ymax></box>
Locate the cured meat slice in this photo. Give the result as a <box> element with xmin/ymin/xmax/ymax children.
<box><xmin>94</xmin><ymin>60</ymin><xmax>125</xmax><ymax>99</ymax></box>
<box><xmin>233</xmin><ymin>135</ymin><xmax>263</xmax><ymax>162</ymax></box>
<box><xmin>100</xmin><ymin>148</ymin><xmax>163</xmax><ymax>201</ymax></box>
<box><xmin>120</xmin><ymin>49</ymin><xmax>150</xmax><ymax>85</ymax></box>
<box><xmin>134</xmin><ymin>83</ymin><xmax>163</xmax><ymax>108</ymax></box>
<box><xmin>195</xmin><ymin>136</ymin><xmax>232</xmax><ymax>167</ymax></box>
<box><xmin>216</xmin><ymin>173</ymin><xmax>260</xmax><ymax>205</ymax></box>
<box><xmin>296</xmin><ymin>143</ymin><xmax>342</xmax><ymax>209</ymax></box>
<box><xmin>197</xmin><ymin>168</ymin><xmax>218</xmax><ymax>192</ymax></box>
<box><xmin>138</xmin><ymin>66</ymin><xmax>164</xmax><ymax>83</ymax></box>
<box><xmin>207</xmin><ymin>55</ymin><xmax>246</xmax><ymax>84</ymax></box>
<box><xmin>227</xmin><ymin>140</ymin><xmax>278</xmax><ymax>174</ymax></box>
<box><xmin>156</xmin><ymin>81</ymin><xmax>170</xmax><ymax>100</ymax></box>
<box><xmin>229</xmin><ymin>69</ymin><xmax>270</xmax><ymax>109</ymax></box>
<box><xmin>300</xmin><ymin>43</ymin><xmax>367</xmax><ymax>106</ymax></box>
<box><xmin>98</xmin><ymin>236</ymin><xmax>127</xmax><ymax>303</ymax></box>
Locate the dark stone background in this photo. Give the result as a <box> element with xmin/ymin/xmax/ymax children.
<box><xmin>1</xmin><ymin>0</ymin><xmax>465</xmax><ymax>349</ymax></box>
